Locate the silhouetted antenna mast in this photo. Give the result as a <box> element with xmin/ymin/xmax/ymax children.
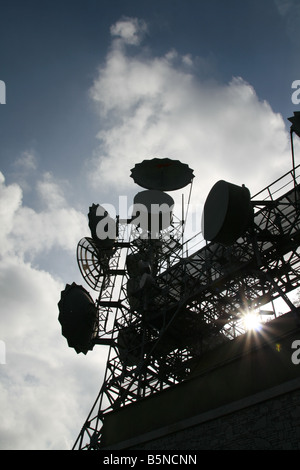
<box><xmin>57</xmin><ymin>133</ymin><xmax>300</xmax><ymax>449</ymax></box>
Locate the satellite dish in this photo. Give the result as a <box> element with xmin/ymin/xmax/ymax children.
<box><xmin>132</xmin><ymin>189</ymin><xmax>174</xmax><ymax>234</ymax></box>
<box><xmin>58</xmin><ymin>282</ymin><xmax>97</xmax><ymax>354</ymax></box>
<box><xmin>202</xmin><ymin>180</ymin><xmax>253</xmax><ymax>246</ymax></box>
<box><xmin>88</xmin><ymin>204</ymin><xmax>117</xmax><ymax>250</ymax></box>
<box><xmin>77</xmin><ymin>237</ymin><xmax>110</xmax><ymax>291</ymax></box>
<box><xmin>130</xmin><ymin>158</ymin><xmax>194</xmax><ymax>191</ymax></box>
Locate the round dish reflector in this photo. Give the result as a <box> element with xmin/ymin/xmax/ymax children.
<box><xmin>202</xmin><ymin>180</ymin><xmax>253</xmax><ymax>246</ymax></box>
<box><xmin>58</xmin><ymin>282</ymin><xmax>97</xmax><ymax>354</ymax></box>
<box><xmin>132</xmin><ymin>189</ymin><xmax>174</xmax><ymax>234</ymax></box>
<box><xmin>130</xmin><ymin>157</ymin><xmax>194</xmax><ymax>191</ymax></box>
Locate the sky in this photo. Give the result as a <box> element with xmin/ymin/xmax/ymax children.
<box><xmin>0</xmin><ymin>0</ymin><xmax>300</xmax><ymax>450</ymax></box>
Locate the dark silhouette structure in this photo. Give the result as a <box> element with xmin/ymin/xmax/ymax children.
<box><xmin>58</xmin><ymin>118</ymin><xmax>300</xmax><ymax>450</ymax></box>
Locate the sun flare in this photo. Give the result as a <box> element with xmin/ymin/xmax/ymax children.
<box><xmin>242</xmin><ymin>311</ymin><xmax>262</xmax><ymax>332</ymax></box>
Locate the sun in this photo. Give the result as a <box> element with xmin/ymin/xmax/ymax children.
<box><xmin>241</xmin><ymin>311</ymin><xmax>262</xmax><ymax>332</ymax></box>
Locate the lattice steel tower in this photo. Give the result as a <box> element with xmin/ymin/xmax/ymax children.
<box><xmin>58</xmin><ymin>114</ymin><xmax>300</xmax><ymax>450</ymax></box>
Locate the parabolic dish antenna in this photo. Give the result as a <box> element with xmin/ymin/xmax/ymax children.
<box><xmin>130</xmin><ymin>158</ymin><xmax>194</xmax><ymax>191</ymax></box>
<box><xmin>58</xmin><ymin>282</ymin><xmax>97</xmax><ymax>354</ymax></box>
<box><xmin>88</xmin><ymin>203</ymin><xmax>117</xmax><ymax>251</ymax></box>
<box><xmin>132</xmin><ymin>189</ymin><xmax>174</xmax><ymax>233</ymax></box>
<box><xmin>77</xmin><ymin>237</ymin><xmax>110</xmax><ymax>291</ymax></box>
<box><xmin>202</xmin><ymin>180</ymin><xmax>253</xmax><ymax>246</ymax></box>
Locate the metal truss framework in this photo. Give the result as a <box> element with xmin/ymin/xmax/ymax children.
<box><xmin>73</xmin><ymin>166</ymin><xmax>300</xmax><ymax>450</ymax></box>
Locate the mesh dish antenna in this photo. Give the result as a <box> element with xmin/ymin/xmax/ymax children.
<box><xmin>202</xmin><ymin>180</ymin><xmax>253</xmax><ymax>246</ymax></box>
<box><xmin>130</xmin><ymin>157</ymin><xmax>194</xmax><ymax>191</ymax></box>
<box><xmin>77</xmin><ymin>237</ymin><xmax>111</xmax><ymax>291</ymax></box>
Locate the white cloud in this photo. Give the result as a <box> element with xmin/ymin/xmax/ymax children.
<box><xmin>0</xmin><ymin>172</ymin><xmax>22</xmax><ymax>256</ymax></box>
<box><xmin>0</xmin><ymin>254</ymin><xmax>107</xmax><ymax>449</ymax></box>
<box><xmin>11</xmin><ymin>150</ymin><xmax>38</xmax><ymax>194</ymax></box>
<box><xmin>14</xmin><ymin>150</ymin><xmax>37</xmax><ymax>172</ymax></box>
<box><xmin>110</xmin><ymin>16</ymin><xmax>147</xmax><ymax>46</ymax></box>
<box><xmin>1</xmin><ymin>15</ymin><xmax>297</xmax><ymax>450</ymax></box>
<box><xmin>36</xmin><ymin>171</ymin><xmax>66</xmax><ymax>210</ymax></box>
<box><xmin>0</xmin><ymin>172</ymin><xmax>106</xmax><ymax>449</ymax></box>
<box><xmin>88</xmin><ymin>17</ymin><xmax>292</xmax><ymax>212</ymax></box>
<box><xmin>0</xmin><ymin>171</ymin><xmax>87</xmax><ymax>259</ymax></box>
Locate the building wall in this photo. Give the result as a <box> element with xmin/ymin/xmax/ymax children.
<box><xmin>130</xmin><ymin>387</ymin><xmax>300</xmax><ymax>450</ymax></box>
<box><xmin>100</xmin><ymin>313</ymin><xmax>300</xmax><ymax>450</ymax></box>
